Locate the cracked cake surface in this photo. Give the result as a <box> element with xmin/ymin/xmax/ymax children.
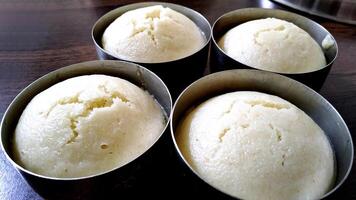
<box><xmin>13</xmin><ymin>75</ymin><xmax>166</xmax><ymax>178</ymax></box>
<box><xmin>101</xmin><ymin>5</ymin><xmax>205</xmax><ymax>63</ymax></box>
<box><xmin>176</xmin><ymin>91</ymin><xmax>334</xmax><ymax>200</ymax></box>
<box><xmin>218</xmin><ymin>18</ymin><xmax>326</xmax><ymax>73</ymax></box>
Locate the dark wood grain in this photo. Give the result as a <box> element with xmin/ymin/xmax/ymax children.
<box><xmin>0</xmin><ymin>0</ymin><xmax>355</xmax><ymax>199</ymax></box>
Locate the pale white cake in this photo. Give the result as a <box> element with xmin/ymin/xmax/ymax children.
<box><xmin>14</xmin><ymin>75</ymin><xmax>166</xmax><ymax>178</ymax></box>
<box><xmin>177</xmin><ymin>91</ymin><xmax>334</xmax><ymax>200</ymax></box>
<box><xmin>102</xmin><ymin>5</ymin><xmax>205</xmax><ymax>63</ymax></box>
<box><xmin>218</xmin><ymin>18</ymin><xmax>326</xmax><ymax>73</ymax></box>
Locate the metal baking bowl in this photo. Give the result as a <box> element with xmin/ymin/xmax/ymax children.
<box><xmin>92</xmin><ymin>2</ymin><xmax>212</xmax><ymax>99</ymax></box>
<box><xmin>0</xmin><ymin>60</ymin><xmax>172</xmax><ymax>199</ymax></box>
<box><xmin>210</xmin><ymin>8</ymin><xmax>338</xmax><ymax>91</ymax></box>
<box><xmin>170</xmin><ymin>69</ymin><xmax>353</xmax><ymax>199</ymax></box>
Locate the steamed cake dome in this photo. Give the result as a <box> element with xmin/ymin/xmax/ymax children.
<box><xmin>102</xmin><ymin>5</ymin><xmax>205</xmax><ymax>63</ymax></box>
<box><xmin>176</xmin><ymin>91</ymin><xmax>334</xmax><ymax>200</ymax></box>
<box><xmin>14</xmin><ymin>75</ymin><xmax>165</xmax><ymax>178</ymax></box>
<box><xmin>218</xmin><ymin>18</ymin><xmax>326</xmax><ymax>73</ymax></box>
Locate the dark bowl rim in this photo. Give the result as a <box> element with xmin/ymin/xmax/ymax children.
<box><xmin>91</xmin><ymin>1</ymin><xmax>212</xmax><ymax>64</ymax></box>
<box><xmin>0</xmin><ymin>60</ymin><xmax>173</xmax><ymax>181</ymax></box>
<box><xmin>170</xmin><ymin>69</ymin><xmax>353</xmax><ymax>199</ymax></box>
<box><xmin>211</xmin><ymin>7</ymin><xmax>339</xmax><ymax>75</ymax></box>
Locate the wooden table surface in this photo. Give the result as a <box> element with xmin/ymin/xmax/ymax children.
<box><xmin>0</xmin><ymin>0</ymin><xmax>355</xmax><ymax>199</ymax></box>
